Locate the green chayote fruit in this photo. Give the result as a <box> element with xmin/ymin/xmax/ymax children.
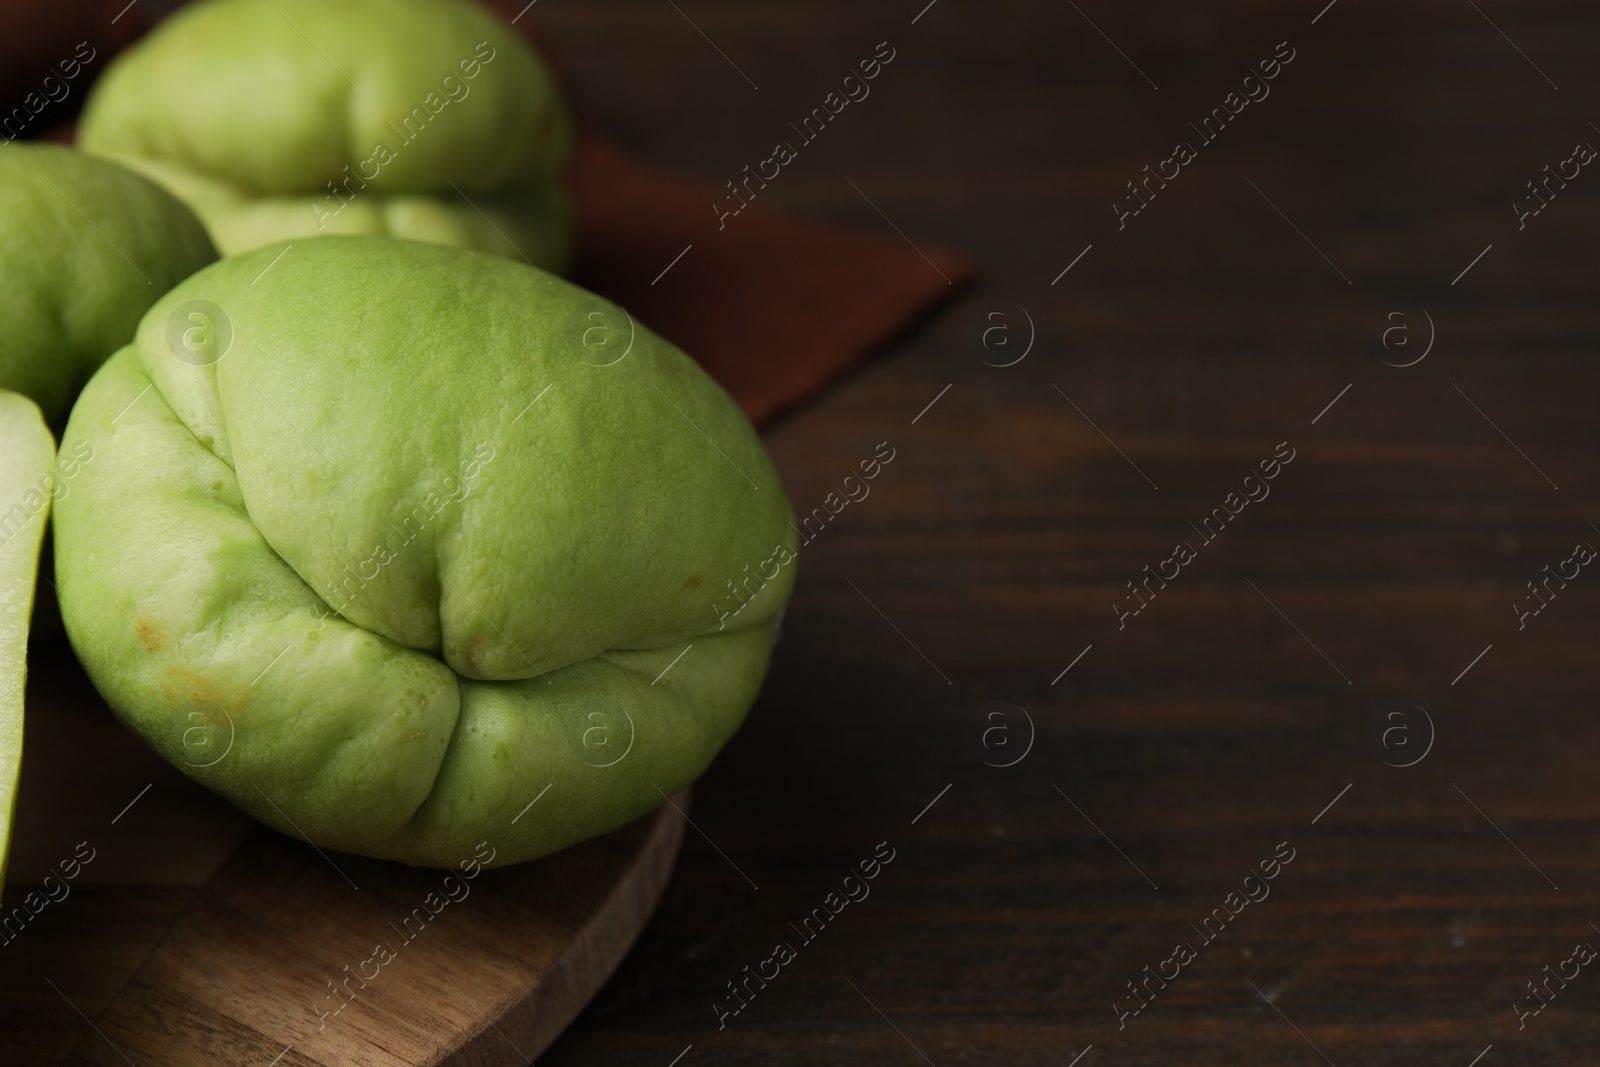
<box><xmin>79</xmin><ymin>0</ymin><xmax>573</xmax><ymax>271</ymax></box>
<box><xmin>0</xmin><ymin>146</ymin><xmax>213</xmax><ymax>896</ymax></box>
<box><xmin>0</xmin><ymin>144</ymin><xmax>218</xmax><ymax>423</ymax></box>
<box><xmin>55</xmin><ymin>237</ymin><xmax>796</xmax><ymax>868</ymax></box>
<box><xmin>0</xmin><ymin>394</ymin><xmax>55</xmax><ymax>901</ymax></box>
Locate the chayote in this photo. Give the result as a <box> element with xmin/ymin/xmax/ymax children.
<box><xmin>0</xmin><ymin>143</ymin><xmax>218</xmax><ymax>423</ymax></box>
<box><xmin>0</xmin><ymin>144</ymin><xmax>213</xmax><ymax>899</ymax></box>
<box><xmin>79</xmin><ymin>0</ymin><xmax>573</xmax><ymax>271</ymax></box>
<box><xmin>55</xmin><ymin>237</ymin><xmax>797</xmax><ymax>868</ymax></box>
<box><xmin>0</xmin><ymin>394</ymin><xmax>55</xmax><ymax>900</ymax></box>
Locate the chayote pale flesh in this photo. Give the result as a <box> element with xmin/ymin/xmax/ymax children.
<box><xmin>0</xmin><ymin>394</ymin><xmax>55</xmax><ymax>900</ymax></box>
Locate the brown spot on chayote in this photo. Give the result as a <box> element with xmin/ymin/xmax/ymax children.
<box><xmin>161</xmin><ymin>663</ymin><xmax>247</xmax><ymax>722</ymax></box>
<box><xmin>135</xmin><ymin>614</ymin><xmax>166</xmax><ymax>652</ymax></box>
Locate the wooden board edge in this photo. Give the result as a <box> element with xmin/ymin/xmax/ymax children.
<box><xmin>435</xmin><ymin>788</ymin><xmax>689</xmax><ymax>1066</ymax></box>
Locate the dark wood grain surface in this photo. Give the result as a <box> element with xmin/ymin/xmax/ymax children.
<box><xmin>525</xmin><ymin>1</ymin><xmax>1600</xmax><ymax>1065</ymax></box>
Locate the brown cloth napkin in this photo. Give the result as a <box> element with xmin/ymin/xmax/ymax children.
<box><xmin>6</xmin><ymin>0</ymin><xmax>974</xmax><ymax>427</ymax></box>
<box><xmin>564</xmin><ymin>128</ymin><xmax>973</xmax><ymax>425</ymax></box>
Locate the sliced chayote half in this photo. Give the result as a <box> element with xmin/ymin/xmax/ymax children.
<box><xmin>0</xmin><ymin>143</ymin><xmax>218</xmax><ymax>423</ymax></box>
<box><xmin>80</xmin><ymin>0</ymin><xmax>572</xmax><ymax>269</ymax></box>
<box><xmin>56</xmin><ymin>237</ymin><xmax>796</xmax><ymax>868</ymax></box>
<box><xmin>0</xmin><ymin>394</ymin><xmax>55</xmax><ymax>899</ymax></box>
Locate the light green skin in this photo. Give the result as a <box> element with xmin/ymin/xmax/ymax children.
<box><xmin>56</xmin><ymin>237</ymin><xmax>797</xmax><ymax>868</ymax></box>
<box><xmin>79</xmin><ymin>0</ymin><xmax>573</xmax><ymax>270</ymax></box>
<box><xmin>0</xmin><ymin>393</ymin><xmax>56</xmax><ymax>901</ymax></box>
<box><xmin>0</xmin><ymin>144</ymin><xmax>218</xmax><ymax>423</ymax></box>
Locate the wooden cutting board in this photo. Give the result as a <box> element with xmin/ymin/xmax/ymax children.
<box><xmin>0</xmin><ymin>637</ymin><xmax>687</xmax><ymax>1066</ymax></box>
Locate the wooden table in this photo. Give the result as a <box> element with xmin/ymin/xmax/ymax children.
<box><xmin>8</xmin><ymin>0</ymin><xmax>1600</xmax><ymax>1063</ymax></box>
<box><xmin>528</xmin><ymin>1</ymin><xmax>1600</xmax><ymax>1064</ymax></box>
